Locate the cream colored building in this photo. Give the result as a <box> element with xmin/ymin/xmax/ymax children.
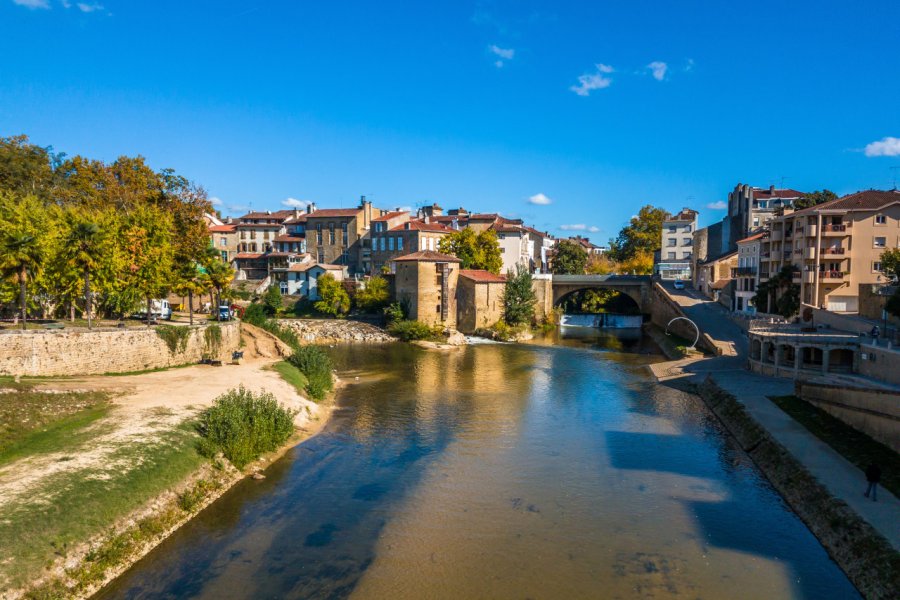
<box><xmin>760</xmin><ymin>190</ymin><xmax>900</xmax><ymax>312</ymax></box>
<box><xmin>392</xmin><ymin>250</ymin><xmax>461</xmax><ymax>328</ymax></box>
<box><xmin>734</xmin><ymin>232</ymin><xmax>765</xmax><ymax>314</ymax></box>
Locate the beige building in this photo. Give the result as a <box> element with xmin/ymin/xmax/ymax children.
<box><xmin>392</xmin><ymin>250</ymin><xmax>460</xmax><ymax>328</ymax></box>
<box><xmin>208</xmin><ymin>223</ymin><xmax>239</xmax><ymax>263</ymax></box>
<box><xmin>457</xmin><ymin>270</ymin><xmax>507</xmax><ymax>333</ymax></box>
<box><xmin>372</xmin><ymin>215</ymin><xmax>453</xmax><ymax>273</ymax></box>
<box><xmin>658</xmin><ymin>208</ymin><xmax>698</xmax><ymax>280</ymax></box>
<box><xmin>760</xmin><ymin>189</ymin><xmax>900</xmax><ymax>312</ymax></box>
<box><xmin>696</xmin><ymin>250</ymin><xmax>737</xmax><ymax>303</ymax></box>
<box><xmin>304</xmin><ymin>198</ymin><xmax>383</xmax><ymax>276</ymax></box>
<box><xmin>734</xmin><ymin>232</ymin><xmax>766</xmax><ymax>314</ymax></box>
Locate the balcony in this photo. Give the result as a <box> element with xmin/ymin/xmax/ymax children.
<box><xmin>802</xmin><ymin>247</ymin><xmax>816</xmax><ymax>260</ymax></box>
<box><xmin>802</xmin><ymin>271</ymin><xmax>816</xmax><ymax>284</ymax></box>
<box><xmin>806</xmin><ymin>224</ymin><xmax>817</xmax><ymax>237</ymax></box>
<box><xmin>732</xmin><ymin>266</ymin><xmax>757</xmax><ymax>277</ymax></box>
<box><xmin>820</xmin><ymin>246</ymin><xmax>845</xmax><ymax>256</ymax></box>
<box><xmin>822</xmin><ymin>224</ymin><xmax>848</xmax><ymax>235</ymax></box>
<box><xmin>792</xmin><ymin>270</ymin><xmax>802</xmax><ymax>282</ymax></box>
<box><xmin>770</xmin><ymin>230</ymin><xmax>783</xmax><ymax>241</ymax></box>
<box><xmin>782</xmin><ymin>250</ymin><xmax>792</xmax><ymax>259</ymax></box>
<box><xmin>822</xmin><ymin>270</ymin><xmax>845</xmax><ymax>281</ymax></box>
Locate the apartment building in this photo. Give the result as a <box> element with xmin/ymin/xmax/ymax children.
<box><xmin>373</xmin><ymin>217</ymin><xmax>453</xmax><ymax>273</ymax></box>
<box><xmin>304</xmin><ymin>198</ymin><xmax>382</xmax><ymax>275</ymax></box>
<box><xmin>733</xmin><ymin>232</ymin><xmax>766</xmax><ymax>314</ymax></box>
<box><xmin>658</xmin><ymin>208</ymin><xmax>698</xmax><ymax>280</ymax></box>
<box><xmin>235</xmin><ymin>209</ymin><xmax>300</xmax><ymax>253</ymax></box>
<box><xmin>495</xmin><ymin>222</ymin><xmax>555</xmax><ymax>274</ymax></box>
<box><xmin>728</xmin><ymin>184</ymin><xmax>804</xmax><ymax>233</ymax></box>
<box><xmin>760</xmin><ymin>189</ymin><xmax>900</xmax><ymax>312</ymax></box>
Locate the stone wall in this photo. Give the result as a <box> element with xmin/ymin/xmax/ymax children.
<box><xmin>531</xmin><ymin>275</ymin><xmax>553</xmax><ymax>321</ymax></box>
<box><xmin>457</xmin><ymin>278</ymin><xmax>505</xmax><ymax>334</ymax></box>
<box><xmin>858</xmin><ymin>284</ymin><xmax>900</xmax><ymax>327</ymax></box>
<box><xmin>648</xmin><ymin>282</ymin><xmax>721</xmax><ymax>354</ymax></box>
<box><xmin>796</xmin><ymin>381</ymin><xmax>900</xmax><ymax>453</ymax></box>
<box><xmin>277</xmin><ymin>319</ymin><xmax>394</xmax><ymax>343</ymax></box>
<box><xmin>0</xmin><ymin>322</ymin><xmax>240</xmax><ymax>377</ymax></box>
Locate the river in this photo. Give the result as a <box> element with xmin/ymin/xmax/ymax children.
<box><xmin>96</xmin><ymin>331</ymin><xmax>858</xmax><ymax>599</ymax></box>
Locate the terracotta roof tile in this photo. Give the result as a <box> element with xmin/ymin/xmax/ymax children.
<box><xmin>208</xmin><ymin>224</ymin><xmax>236</xmax><ymax>233</ymax></box>
<box><xmin>304</xmin><ymin>208</ymin><xmax>363</xmax><ymax>218</ymax></box>
<box><xmin>459</xmin><ymin>269</ymin><xmax>506</xmax><ymax>283</ymax></box>
<box><xmin>792</xmin><ymin>189</ymin><xmax>900</xmax><ymax>215</ymax></box>
<box><xmin>389</xmin><ymin>220</ymin><xmax>452</xmax><ymax>233</ymax></box>
<box><xmin>392</xmin><ymin>250</ymin><xmax>461</xmax><ymax>263</ymax></box>
<box><xmin>372</xmin><ymin>211</ymin><xmax>409</xmax><ymax>222</ymax></box>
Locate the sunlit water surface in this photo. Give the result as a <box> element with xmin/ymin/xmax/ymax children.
<box><xmin>96</xmin><ymin>330</ymin><xmax>857</xmax><ymax>599</ymax></box>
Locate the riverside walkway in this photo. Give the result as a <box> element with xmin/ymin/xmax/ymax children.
<box><xmin>652</xmin><ymin>281</ymin><xmax>900</xmax><ymax>551</ymax></box>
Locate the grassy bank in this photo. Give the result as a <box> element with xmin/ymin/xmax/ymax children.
<box><xmin>271</xmin><ymin>361</ymin><xmax>308</xmax><ymax>396</ymax></box>
<box><xmin>770</xmin><ymin>395</ymin><xmax>900</xmax><ymax>498</ymax></box>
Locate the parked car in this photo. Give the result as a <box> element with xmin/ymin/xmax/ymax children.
<box><xmin>673</xmin><ymin>280</ymin><xmax>685</xmax><ymax>290</ymax></box>
<box><xmin>217</xmin><ymin>305</ymin><xmax>235</xmax><ymax>321</ymax></box>
<box><xmin>135</xmin><ymin>299</ymin><xmax>173</xmax><ymax>321</ymax></box>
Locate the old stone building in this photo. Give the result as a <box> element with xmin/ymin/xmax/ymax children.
<box><xmin>457</xmin><ymin>270</ymin><xmax>507</xmax><ymax>333</ymax></box>
<box><xmin>304</xmin><ymin>198</ymin><xmax>382</xmax><ymax>275</ymax></box>
<box><xmin>392</xmin><ymin>250</ymin><xmax>461</xmax><ymax>328</ymax></box>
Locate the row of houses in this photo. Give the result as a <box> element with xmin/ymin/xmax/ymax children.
<box><xmin>658</xmin><ymin>183</ymin><xmax>900</xmax><ymax>316</ymax></box>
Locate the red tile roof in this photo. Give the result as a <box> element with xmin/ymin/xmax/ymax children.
<box><xmin>208</xmin><ymin>224</ymin><xmax>236</xmax><ymax>233</ymax></box>
<box><xmin>792</xmin><ymin>189</ymin><xmax>900</xmax><ymax>215</ymax></box>
<box><xmin>753</xmin><ymin>188</ymin><xmax>805</xmax><ymax>199</ymax></box>
<box><xmin>459</xmin><ymin>269</ymin><xmax>507</xmax><ymax>283</ymax></box>
<box><xmin>304</xmin><ymin>208</ymin><xmax>363</xmax><ymax>218</ymax></box>
<box><xmin>234</xmin><ymin>253</ymin><xmax>265</xmax><ymax>259</ymax></box>
<box><xmin>238</xmin><ymin>210</ymin><xmax>297</xmax><ymax>220</ymax></box>
<box><xmin>737</xmin><ymin>232</ymin><xmax>767</xmax><ymax>243</ymax></box>
<box><xmin>392</xmin><ymin>250</ymin><xmax>461</xmax><ymax>263</ymax></box>
<box><xmin>389</xmin><ymin>220</ymin><xmax>453</xmax><ymax>233</ymax></box>
<box><xmin>274</xmin><ymin>234</ymin><xmax>305</xmax><ymax>242</ymax></box>
<box><xmin>372</xmin><ymin>211</ymin><xmax>409</xmax><ymax>222</ymax></box>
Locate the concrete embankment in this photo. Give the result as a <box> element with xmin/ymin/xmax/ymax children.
<box><xmin>277</xmin><ymin>318</ymin><xmax>395</xmax><ymax>344</ymax></box>
<box><xmin>695</xmin><ymin>378</ymin><xmax>900</xmax><ymax>600</ymax></box>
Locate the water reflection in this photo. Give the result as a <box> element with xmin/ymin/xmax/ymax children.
<box><xmin>97</xmin><ymin>335</ymin><xmax>858</xmax><ymax>600</ymax></box>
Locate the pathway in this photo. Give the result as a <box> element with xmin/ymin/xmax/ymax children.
<box><xmin>653</xmin><ymin>281</ymin><xmax>900</xmax><ymax>550</ymax></box>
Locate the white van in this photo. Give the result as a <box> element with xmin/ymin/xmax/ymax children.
<box><xmin>136</xmin><ymin>299</ymin><xmax>173</xmax><ymax>321</ymax></box>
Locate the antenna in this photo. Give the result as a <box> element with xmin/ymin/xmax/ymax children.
<box><xmin>891</xmin><ymin>166</ymin><xmax>899</xmax><ymax>190</ymax></box>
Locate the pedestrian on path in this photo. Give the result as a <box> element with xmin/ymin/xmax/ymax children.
<box><xmin>864</xmin><ymin>463</ymin><xmax>881</xmax><ymax>502</ymax></box>
<box><xmin>871</xmin><ymin>325</ymin><xmax>880</xmax><ymax>346</ymax></box>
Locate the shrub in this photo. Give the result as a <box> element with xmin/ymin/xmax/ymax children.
<box><xmin>287</xmin><ymin>345</ymin><xmax>334</xmax><ymax>401</ymax></box>
<box><xmin>383</xmin><ymin>301</ymin><xmax>406</xmax><ymax>324</ymax></box>
<box><xmin>155</xmin><ymin>324</ymin><xmax>191</xmax><ymax>355</ymax></box>
<box><xmin>197</xmin><ymin>386</ymin><xmax>296</xmax><ymax>468</ymax></box>
<box><xmin>242</xmin><ymin>302</ymin><xmax>267</xmax><ymax>326</ymax></box>
<box><xmin>262</xmin><ymin>285</ymin><xmax>283</xmax><ymax>316</ymax></box>
<box><xmin>388</xmin><ymin>319</ymin><xmax>441</xmax><ymax>341</ymax></box>
<box><xmin>354</xmin><ymin>275</ymin><xmax>390</xmax><ymax>312</ymax></box>
<box><xmin>314</xmin><ymin>274</ymin><xmax>350</xmax><ymax>317</ymax></box>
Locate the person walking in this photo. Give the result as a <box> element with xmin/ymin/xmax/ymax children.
<box><xmin>871</xmin><ymin>325</ymin><xmax>880</xmax><ymax>346</ymax></box>
<box><xmin>864</xmin><ymin>463</ymin><xmax>881</xmax><ymax>502</ymax></box>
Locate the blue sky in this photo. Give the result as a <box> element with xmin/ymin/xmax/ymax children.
<box><xmin>2</xmin><ymin>1</ymin><xmax>899</xmax><ymax>239</ymax></box>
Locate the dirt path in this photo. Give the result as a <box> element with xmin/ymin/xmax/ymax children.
<box><xmin>0</xmin><ymin>325</ymin><xmax>313</xmax><ymax>510</ymax></box>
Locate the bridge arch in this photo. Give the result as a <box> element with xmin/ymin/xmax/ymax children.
<box><xmin>550</xmin><ymin>275</ymin><xmax>651</xmax><ymax>314</ymax></box>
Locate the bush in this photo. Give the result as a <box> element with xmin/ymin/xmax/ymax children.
<box><xmin>242</xmin><ymin>302</ymin><xmax>267</xmax><ymax>326</ymax></box>
<box><xmin>287</xmin><ymin>345</ymin><xmax>334</xmax><ymax>401</ymax></box>
<box><xmin>197</xmin><ymin>386</ymin><xmax>296</xmax><ymax>468</ymax></box>
<box><xmin>354</xmin><ymin>275</ymin><xmax>390</xmax><ymax>312</ymax></box>
<box><xmin>314</xmin><ymin>274</ymin><xmax>350</xmax><ymax>317</ymax></box>
<box><xmin>262</xmin><ymin>285</ymin><xmax>283</xmax><ymax>316</ymax></box>
<box><xmin>383</xmin><ymin>301</ymin><xmax>406</xmax><ymax>324</ymax></box>
<box><xmin>388</xmin><ymin>319</ymin><xmax>441</xmax><ymax>341</ymax></box>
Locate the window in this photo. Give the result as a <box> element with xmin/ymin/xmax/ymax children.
<box><xmin>329</xmin><ymin>223</ymin><xmax>336</xmax><ymax>245</ymax></box>
<box><xmin>668</xmin><ymin>226</ymin><xmax>676</xmax><ymax>233</ymax></box>
<box><xmin>397</xmin><ymin>237</ymin><xmax>403</xmax><ymax>250</ymax></box>
<box><xmin>220</xmin><ymin>237</ymin><xmax>227</xmax><ymax>247</ymax></box>
<box><xmin>682</xmin><ymin>252</ymin><xmax>691</xmax><ymax>259</ymax></box>
<box><xmin>667</xmin><ymin>252</ymin><xmax>676</xmax><ymax>259</ymax></box>
<box><xmin>875</xmin><ymin>214</ymin><xmax>887</xmax><ymax>225</ymax></box>
<box><xmin>683</xmin><ymin>238</ymin><xmax>692</xmax><ymax>246</ymax></box>
<box><xmin>317</xmin><ymin>250</ymin><xmax>325</xmax><ymax>263</ymax></box>
<box><xmin>667</xmin><ymin>239</ymin><xmax>677</xmax><ymax>247</ymax></box>
<box><xmin>428</xmin><ymin>238</ymin><xmax>435</xmax><ymax>251</ymax></box>
<box><xmin>874</xmin><ymin>237</ymin><xmax>886</xmax><ymax>248</ymax></box>
<box><xmin>316</xmin><ymin>224</ymin><xmax>322</xmax><ymax>244</ymax></box>
<box><xmin>388</xmin><ymin>237</ymin><xmax>394</xmax><ymax>251</ymax></box>
<box><xmin>379</xmin><ymin>237</ymin><xmax>386</xmax><ymax>251</ymax></box>
<box><xmin>420</xmin><ymin>237</ymin><xmax>427</xmax><ymax>251</ymax></box>
<box><xmin>684</xmin><ymin>225</ymin><xmax>692</xmax><ymax>233</ymax></box>
<box><xmin>874</xmin><ymin>262</ymin><xmax>883</xmax><ymax>272</ymax></box>
<box><xmin>753</xmin><ymin>217</ymin><xmax>760</xmax><ymax>227</ymax></box>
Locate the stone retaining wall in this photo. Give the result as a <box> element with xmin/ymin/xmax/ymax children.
<box><xmin>649</xmin><ymin>282</ymin><xmax>721</xmax><ymax>355</ymax></box>
<box><xmin>277</xmin><ymin>319</ymin><xmax>394</xmax><ymax>344</ymax></box>
<box><xmin>0</xmin><ymin>322</ymin><xmax>240</xmax><ymax>377</ymax></box>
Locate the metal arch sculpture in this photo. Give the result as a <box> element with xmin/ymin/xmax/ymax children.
<box><xmin>665</xmin><ymin>317</ymin><xmax>700</xmax><ymax>351</ymax></box>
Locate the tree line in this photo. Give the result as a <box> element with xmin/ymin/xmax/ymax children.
<box><xmin>0</xmin><ymin>135</ymin><xmax>233</xmax><ymax>329</ymax></box>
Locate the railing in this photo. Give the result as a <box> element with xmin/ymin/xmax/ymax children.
<box><xmin>732</xmin><ymin>267</ymin><xmax>757</xmax><ymax>276</ymax></box>
<box><xmin>782</xmin><ymin>250</ymin><xmax>792</xmax><ymax>258</ymax></box>
<box><xmin>821</xmin><ymin>270</ymin><xmax>844</xmax><ymax>279</ymax></box>
<box><xmin>821</xmin><ymin>247</ymin><xmax>845</xmax><ymax>255</ymax></box>
<box><xmin>823</xmin><ymin>224</ymin><xmax>847</xmax><ymax>232</ymax></box>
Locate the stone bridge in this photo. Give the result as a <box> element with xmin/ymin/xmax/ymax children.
<box><xmin>533</xmin><ymin>274</ymin><xmax>653</xmax><ymax>315</ymax></box>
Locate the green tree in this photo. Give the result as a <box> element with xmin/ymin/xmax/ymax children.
<box><xmin>886</xmin><ymin>288</ymin><xmax>900</xmax><ymax>319</ymax></box>
<box><xmin>503</xmin><ymin>265</ymin><xmax>536</xmax><ymax>325</ymax></box>
<box><xmin>173</xmin><ymin>261</ymin><xmax>208</xmax><ymax>325</ymax></box>
<box><xmin>753</xmin><ymin>266</ymin><xmax>800</xmax><ymax>318</ymax></box>
<box><xmin>205</xmin><ymin>257</ymin><xmax>235</xmax><ymax>320</ymax></box>
<box><xmin>59</xmin><ymin>210</ymin><xmax>115</xmax><ymax>329</ymax></box>
<box><xmin>0</xmin><ymin>193</ymin><xmax>48</xmax><ymax>329</ymax></box>
<box><xmin>608</xmin><ymin>205</ymin><xmax>668</xmax><ymax>262</ymax></box>
<box><xmin>551</xmin><ymin>239</ymin><xmax>587</xmax><ymax>274</ymax></box>
<box><xmin>355</xmin><ymin>275</ymin><xmax>390</xmax><ymax>312</ymax></box>
<box><xmin>119</xmin><ymin>205</ymin><xmax>174</xmax><ymax>325</ymax></box>
<box><xmin>879</xmin><ymin>248</ymin><xmax>900</xmax><ymax>281</ymax></box>
<box><xmin>794</xmin><ymin>189</ymin><xmax>837</xmax><ymax>211</ymax></box>
<box><xmin>263</xmin><ymin>284</ymin><xmax>283</xmax><ymax>316</ymax></box>
<box><xmin>438</xmin><ymin>228</ymin><xmax>503</xmax><ymax>274</ymax></box>
<box><xmin>314</xmin><ymin>273</ymin><xmax>350</xmax><ymax>316</ymax></box>
<box><xmin>0</xmin><ymin>135</ymin><xmax>61</xmax><ymax>199</ymax></box>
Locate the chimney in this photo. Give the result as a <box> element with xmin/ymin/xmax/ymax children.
<box><xmin>293</xmin><ymin>209</ymin><xmax>300</xmax><ymax>218</ymax></box>
<box><xmin>424</xmin><ymin>215</ymin><xmax>430</xmax><ymax>224</ymax></box>
<box><xmin>307</xmin><ymin>203</ymin><xmax>316</xmax><ymax>214</ymax></box>
<box><xmin>769</xmin><ymin>184</ymin><xmax>776</xmax><ymax>193</ymax></box>
<box><xmin>266</xmin><ymin>210</ymin><xmax>271</xmax><ymax>215</ymax></box>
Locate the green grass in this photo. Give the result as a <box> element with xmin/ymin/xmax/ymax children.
<box><xmin>0</xmin><ymin>390</ymin><xmax>111</xmax><ymax>466</ymax></box>
<box><xmin>770</xmin><ymin>395</ymin><xmax>900</xmax><ymax>498</ymax></box>
<box><xmin>102</xmin><ymin>362</ymin><xmax>195</xmax><ymax>377</ymax></box>
<box><xmin>272</xmin><ymin>361</ymin><xmax>309</xmax><ymax>395</ymax></box>
<box><xmin>0</xmin><ymin>423</ymin><xmax>205</xmax><ymax>590</ymax></box>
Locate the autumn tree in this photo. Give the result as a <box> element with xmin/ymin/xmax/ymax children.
<box><xmin>438</xmin><ymin>228</ymin><xmax>503</xmax><ymax>274</ymax></box>
<box><xmin>879</xmin><ymin>248</ymin><xmax>900</xmax><ymax>281</ymax></box>
<box><xmin>120</xmin><ymin>205</ymin><xmax>174</xmax><ymax>325</ymax></box>
<box><xmin>551</xmin><ymin>240</ymin><xmax>587</xmax><ymax>274</ymax></box>
<box><xmin>608</xmin><ymin>205</ymin><xmax>667</xmax><ymax>264</ymax></box>
<box><xmin>355</xmin><ymin>275</ymin><xmax>390</xmax><ymax>312</ymax></box>
<box><xmin>59</xmin><ymin>209</ymin><xmax>116</xmax><ymax>329</ymax></box>
<box><xmin>0</xmin><ymin>193</ymin><xmax>48</xmax><ymax>329</ymax></box>
<box><xmin>585</xmin><ymin>252</ymin><xmax>616</xmax><ymax>275</ymax></box>
<box><xmin>315</xmin><ymin>273</ymin><xmax>350</xmax><ymax>317</ymax></box>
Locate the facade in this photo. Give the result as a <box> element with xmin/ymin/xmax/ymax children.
<box><xmin>277</xmin><ymin>262</ymin><xmax>346</xmax><ymax>299</ymax></box>
<box><xmin>304</xmin><ymin>198</ymin><xmax>382</xmax><ymax>275</ymax></box>
<box><xmin>729</xmin><ymin>184</ymin><xmax>804</xmax><ymax>234</ymax></box>
<box><xmin>495</xmin><ymin>223</ymin><xmax>555</xmax><ymax>275</ymax></box>
<box><xmin>696</xmin><ymin>250</ymin><xmax>737</xmax><ymax>300</ymax></box>
<box><xmin>209</xmin><ymin>223</ymin><xmax>238</xmax><ymax>263</ymax></box>
<box><xmin>567</xmin><ymin>236</ymin><xmax>607</xmax><ymax>256</ymax></box>
<box><xmin>658</xmin><ymin>208</ymin><xmax>698</xmax><ymax>280</ymax></box>
<box><xmin>759</xmin><ymin>189</ymin><xmax>900</xmax><ymax>313</ymax></box>
<box><xmin>374</xmin><ymin>218</ymin><xmax>453</xmax><ymax>273</ymax></box>
<box><xmin>456</xmin><ymin>270</ymin><xmax>507</xmax><ymax>333</ymax></box>
<box><xmin>236</xmin><ymin>209</ymin><xmax>299</xmax><ymax>254</ymax></box>
<box><xmin>392</xmin><ymin>250</ymin><xmax>461</xmax><ymax>328</ymax></box>
<box><xmin>733</xmin><ymin>232</ymin><xmax>766</xmax><ymax>314</ymax></box>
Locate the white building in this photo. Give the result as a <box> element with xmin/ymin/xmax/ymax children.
<box><xmin>734</xmin><ymin>231</ymin><xmax>765</xmax><ymax>314</ymax></box>
<box><xmin>494</xmin><ymin>222</ymin><xmax>555</xmax><ymax>274</ymax></box>
<box><xmin>658</xmin><ymin>208</ymin><xmax>698</xmax><ymax>280</ymax></box>
<box><xmin>278</xmin><ymin>261</ymin><xmax>347</xmax><ymax>299</ymax></box>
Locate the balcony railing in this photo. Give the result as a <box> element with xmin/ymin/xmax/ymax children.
<box><xmin>821</xmin><ymin>247</ymin><xmax>845</xmax><ymax>255</ymax></box>
<box><xmin>732</xmin><ymin>267</ymin><xmax>757</xmax><ymax>277</ymax></box>
<box><xmin>821</xmin><ymin>270</ymin><xmax>844</xmax><ymax>280</ymax></box>
<box><xmin>782</xmin><ymin>250</ymin><xmax>792</xmax><ymax>258</ymax></box>
<box><xmin>823</xmin><ymin>224</ymin><xmax>847</xmax><ymax>233</ymax></box>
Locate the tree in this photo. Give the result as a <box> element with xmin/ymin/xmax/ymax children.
<box><xmin>205</xmin><ymin>257</ymin><xmax>235</xmax><ymax>320</ymax></box>
<box><xmin>438</xmin><ymin>228</ymin><xmax>503</xmax><ymax>274</ymax></box>
<box><xmin>608</xmin><ymin>205</ymin><xmax>667</xmax><ymax>262</ymax></box>
<box><xmin>886</xmin><ymin>288</ymin><xmax>900</xmax><ymax>319</ymax></box>
<box><xmin>262</xmin><ymin>284</ymin><xmax>283</xmax><ymax>316</ymax></box>
<box><xmin>503</xmin><ymin>265</ymin><xmax>536</xmax><ymax>326</ymax></box>
<box><xmin>173</xmin><ymin>261</ymin><xmax>208</xmax><ymax>325</ymax></box>
<box><xmin>753</xmin><ymin>266</ymin><xmax>800</xmax><ymax>318</ymax></box>
<box><xmin>0</xmin><ymin>193</ymin><xmax>48</xmax><ymax>329</ymax></box>
<box><xmin>551</xmin><ymin>239</ymin><xmax>587</xmax><ymax>274</ymax></box>
<box><xmin>617</xmin><ymin>249</ymin><xmax>655</xmax><ymax>275</ymax></box>
<box><xmin>879</xmin><ymin>248</ymin><xmax>900</xmax><ymax>281</ymax></box>
<box><xmin>586</xmin><ymin>253</ymin><xmax>616</xmax><ymax>275</ymax></box>
<box><xmin>119</xmin><ymin>205</ymin><xmax>174</xmax><ymax>325</ymax></box>
<box><xmin>59</xmin><ymin>210</ymin><xmax>115</xmax><ymax>329</ymax></box>
<box><xmin>314</xmin><ymin>273</ymin><xmax>350</xmax><ymax>316</ymax></box>
<box><xmin>354</xmin><ymin>275</ymin><xmax>390</xmax><ymax>312</ymax></box>
<box><xmin>794</xmin><ymin>189</ymin><xmax>837</xmax><ymax>211</ymax></box>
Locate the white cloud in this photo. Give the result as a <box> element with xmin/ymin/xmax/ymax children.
<box><xmin>570</xmin><ymin>64</ymin><xmax>613</xmax><ymax>96</ymax></box>
<box><xmin>684</xmin><ymin>58</ymin><xmax>695</xmax><ymax>72</ymax></box>
<box><xmin>209</xmin><ymin>196</ymin><xmax>223</xmax><ymax>206</ymax></box>
<box><xmin>559</xmin><ymin>224</ymin><xmax>587</xmax><ymax>231</ymax></box>
<box><xmin>226</xmin><ymin>204</ymin><xmax>249</xmax><ymax>214</ymax></box>
<box><xmin>528</xmin><ymin>193</ymin><xmax>552</xmax><ymax>206</ymax></box>
<box><xmin>864</xmin><ymin>136</ymin><xmax>900</xmax><ymax>157</ymax></box>
<box><xmin>647</xmin><ymin>61</ymin><xmax>668</xmax><ymax>81</ymax></box>
<box><xmin>489</xmin><ymin>44</ymin><xmax>514</xmax><ymax>60</ymax></box>
<box><xmin>397</xmin><ymin>206</ymin><xmax>413</xmax><ymax>213</ymax></box>
<box><xmin>588</xmin><ymin>226</ymin><xmax>601</xmax><ymax>233</ymax></box>
<box><xmin>12</xmin><ymin>0</ymin><xmax>50</xmax><ymax>8</ymax></box>
<box><xmin>281</xmin><ymin>197</ymin><xmax>312</xmax><ymax>209</ymax></box>
<box><xmin>706</xmin><ymin>200</ymin><xmax>727</xmax><ymax>210</ymax></box>
<box><xmin>76</xmin><ymin>2</ymin><xmax>102</xmax><ymax>11</ymax></box>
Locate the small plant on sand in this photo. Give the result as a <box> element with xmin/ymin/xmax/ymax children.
<box><xmin>197</xmin><ymin>386</ymin><xmax>296</xmax><ymax>468</ymax></box>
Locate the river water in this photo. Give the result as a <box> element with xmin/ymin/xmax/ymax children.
<box><xmin>96</xmin><ymin>331</ymin><xmax>858</xmax><ymax>599</ymax></box>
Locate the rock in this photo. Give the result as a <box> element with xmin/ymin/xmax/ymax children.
<box><xmin>443</xmin><ymin>329</ymin><xmax>467</xmax><ymax>346</ymax></box>
<box><xmin>251</xmin><ymin>472</ymin><xmax>266</xmax><ymax>480</ymax></box>
<box><xmin>277</xmin><ymin>319</ymin><xmax>395</xmax><ymax>344</ymax></box>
